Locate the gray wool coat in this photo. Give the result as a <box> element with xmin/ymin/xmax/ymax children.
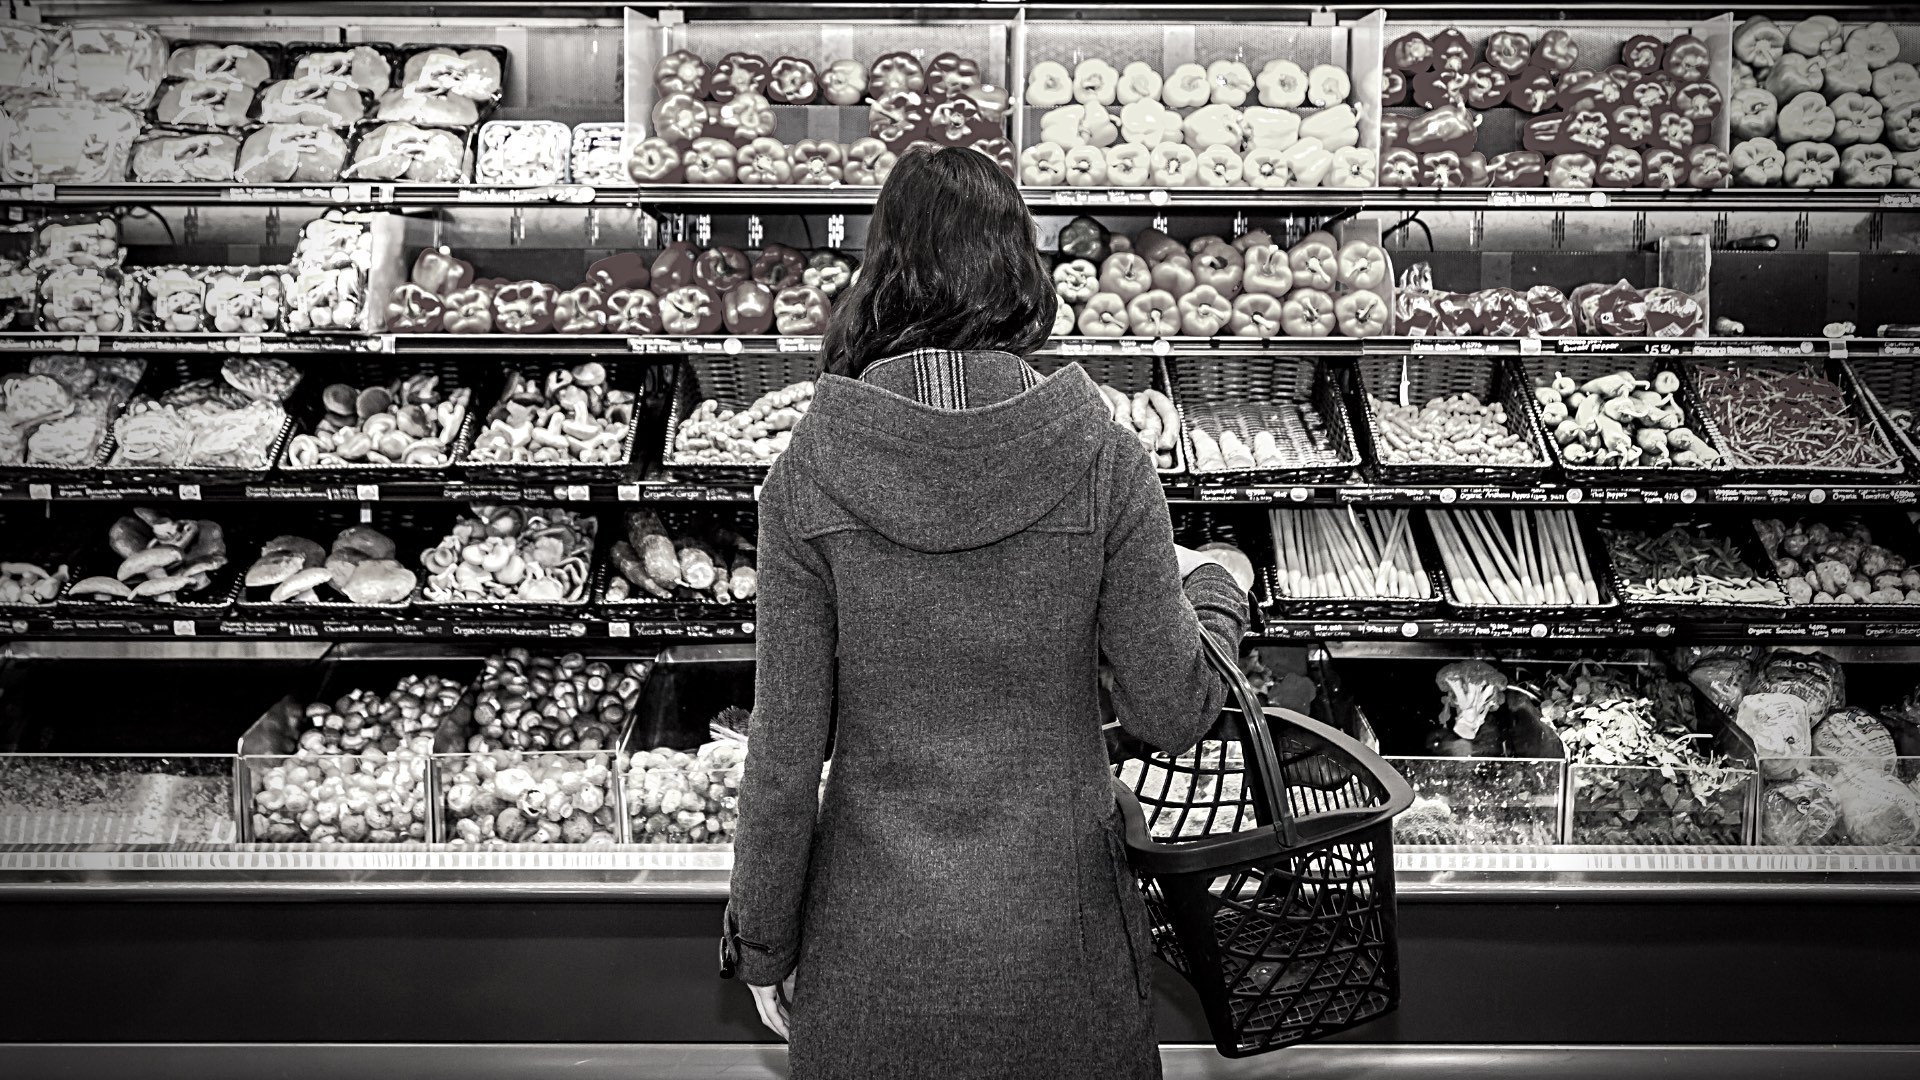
<box><xmin>728</xmin><ymin>350</ymin><xmax>1249</xmax><ymax>1080</ymax></box>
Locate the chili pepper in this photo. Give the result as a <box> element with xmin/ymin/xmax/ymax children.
<box><xmin>1692</xmin><ymin>363</ymin><xmax>1898</xmax><ymax>470</ymax></box>
<box><xmin>752</xmin><ymin>244</ymin><xmax>806</xmax><ymax>289</ymax></box>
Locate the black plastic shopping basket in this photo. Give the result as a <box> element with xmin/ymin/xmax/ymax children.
<box><xmin>1110</xmin><ymin>631</ymin><xmax>1414</xmax><ymax>1057</ymax></box>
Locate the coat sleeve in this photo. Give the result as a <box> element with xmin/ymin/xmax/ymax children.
<box><xmin>727</xmin><ymin>464</ymin><xmax>836</xmax><ymax>986</ymax></box>
<box><xmin>1097</xmin><ymin>444</ymin><xmax>1249</xmax><ymax>755</ymax></box>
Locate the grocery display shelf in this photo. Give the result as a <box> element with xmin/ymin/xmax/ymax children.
<box><xmin>15</xmin><ymin>183</ymin><xmax>1918</xmax><ymax>212</ymax></box>
<box><xmin>2</xmin><ymin>331</ymin><xmax>1909</xmax><ymax>360</ymax></box>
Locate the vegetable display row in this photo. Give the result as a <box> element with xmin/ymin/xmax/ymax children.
<box><xmin>7</xmin><ymin>16</ymin><xmax>1920</xmax><ymax>190</ymax></box>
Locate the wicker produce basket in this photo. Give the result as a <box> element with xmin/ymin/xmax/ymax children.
<box><xmin>1352</xmin><ymin>356</ymin><xmax>1552</xmax><ymax>487</ymax></box>
<box><xmin>1171</xmin><ymin>357</ymin><xmax>1361</xmax><ymax>486</ymax></box>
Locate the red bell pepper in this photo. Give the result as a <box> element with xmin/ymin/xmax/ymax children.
<box><xmin>765</xmin><ymin>57</ymin><xmax>819</xmax><ymax>105</ymax></box>
<box><xmin>1387</xmin><ymin>32</ymin><xmax>1434</xmax><ymax>74</ymax></box>
<box><xmin>713</xmin><ymin>92</ymin><xmax>776</xmax><ymax>145</ymax></box>
<box><xmin>554</xmin><ymin>284</ymin><xmax>609</xmax><ymax>335</ymax></box>
<box><xmin>753</xmin><ymin>244</ymin><xmax>806</xmax><ymax>290</ymax></box>
<box><xmin>870</xmin><ymin>90</ymin><xmax>929</xmax><ymax>154</ymax></box>
<box><xmin>773</xmin><ymin>285</ymin><xmax>829</xmax><ymax>335</ymax></box>
<box><xmin>1432</xmin><ymin>29</ymin><xmax>1473</xmax><ymax>73</ymax></box>
<box><xmin>1663</xmin><ymin>35</ymin><xmax>1711</xmax><ymax>82</ymax></box>
<box><xmin>1485</xmin><ymin>31</ymin><xmax>1534</xmax><ymax>77</ymax></box>
<box><xmin>1465</xmin><ymin>65</ymin><xmax>1509</xmax><ymax>110</ymax></box>
<box><xmin>386</xmin><ymin>283</ymin><xmax>444</xmax><ymax>333</ymax></box>
<box><xmin>410</xmin><ymin>246</ymin><xmax>474</xmax><ymax>296</ymax></box>
<box><xmin>1641</xmin><ymin>147</ymin><xmax>1687</xmax><ymax>189</ymax></box>
<box><xmin>925</xmin><ymin>53</ymin><xmax>981</xmax><ymax>101</ymax></box>
<box><xmin>587</xmin><ymin>252</ymin><xmax>649</xmax><ymax>295</ymax></box>
<box><xmin>1687</xmin><ymin>144</ymin><xmax>1731</xmax><ymax>189</ymax></box>
<box><xmin>659</xmin><ymin>284</ymin><xmax>723</xmax><ymax>334</ymax></box>
<box><xmin>705</xmin><ymin>52</ymin><xmax>770</xmax><ymax>103</ymax></box>
<box><xmin>1622</xmin><ymin>35</ymin><xmax>1665</xmax><ymax>73</ymax></box>
<box><xmin>653</xmin><ymin>50</ymin><xmax>708</xmax><ymax>98</ymax></box>
<box><xmin>1379</xmin><ymin>146</ymin><xmax>1420</xmax><ymax>187</ymax></box>
<box><xmin>1487</xmin><ymin>150</ymin><xmax>1546</xmax><ymax>187</ymax></box>
<box><xmin>736</xmin><ymin>137</ymin><xmax>793</xmax><ymax>184</ymax></box>
<box><xmin>627</xmin><ymin>138</ymin><xmax>684</xmax><ymax>184</ymax></box>
<box><xmin>1548</xmin><ymin>152</ymin><xmax>1597</xmax><ymax>188</ymax></box>
<box><xmin>695</xmin><ymin>246</ymin><xmax>751</xmax><ymax>293</ymax></box>
<box><xmin>606</xmin><ymin>289</ymin><xmax>660</xmax><ymax>335</ymax></box>
<box><xmin>969</xmin><ymin>136</ymin><xmax>1016</xmax><ymax>179</ymax></box>
<box><xmin>1532</xmin><ymin>30</ymin><xmax>1579</xmax><ymax>75</ymax></box>
<box><xmin>649</xmin><ymin>242</ymin><xmax>698</xmax><ymax>297</ymax></box>
<box><xmin>867</xmin><ymin>52</ymin><xmax>925</xmax><ymax>99</ymax></box>
<box><xmin>723</xmin><ymin>281</ymin><xmax>775</xmax><ymax>335</ymax></box>
<box><xmin>652</xmin><ymin>93</ymin><xmax>706</xmax><ymax>147</ymax></box>
<box><xmin>1507</xmin><ymin>67</ymin><xmax>1558</xmax><ymax>113</ymax></box>
<box><xmin>1597</xmin><ymin>145</ymin><xmax>1644</xmax><ymax>188</ymax></box>
<box><xmin>802</xmin><ymin>251</ymin><xmax>857</xmax><ymax>299</ymax></box>
<box><xmin>493</xmin><ymin>281</ymin><xmax>557</xmax><ymax>335</ymax></box>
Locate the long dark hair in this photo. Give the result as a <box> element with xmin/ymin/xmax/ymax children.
<box><xmin>820</xmin><ymin>146</ymin><xmax>1055</xmax><ymax>378</ymax></box>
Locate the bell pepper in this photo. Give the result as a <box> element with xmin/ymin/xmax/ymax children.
<box><xmin>1508</xmin><ymin>67</ymin><xmax>1558</xmax><ymax>113</ymax></box>
<box><xmin>1325</xmin><ymin>147</ymin><xmax>1376</xmax><ymax>188</ymax></box>
<box><xmin>1335</xmin><ymin>291</ymin><xmax>1389</xmax><ymax>338</ymax></box>
<box><xmin>1548</xmin><ymin>152</ymin><xmax>1597</xmax><ymax>188</ymax></box>
<box><xmin>1220</xmin><ymin>246</ymin><xmax>1282</xmax><ymax>299</ymax></box>
<box><xmin>1104</xmin><ymin>143</ymin><xmax>1150</xmax><ymax>186</ymax></box>
<box><xmin>1830</xmin><ymin>93</ymin><xmax>1885</xmax><ymax>146</ymax></box>
<box><xmin>1518</xmin><ymin>285</ymin><xmax>1570</xmax><ymax>336</ymax></box>
<box><xmin>789</xmin><ymin>142</ymin><xmax>844</xmax><ymax>186</ymax></box>
<box><xmin>554</xmin><ymin>284</ymin><xmax>608</xmax><ymax>335</ymax></box>
<box><xmin>694</xmin><ymin>246</ymin><xmax>751</xmax><ymax>293</ymax></box>
<box><xmin>1650</xmin><ymin>109</ymin><xmax>1696</xmax><ymax>152</ymax></box>
<box><xmin>1533</xmin><ymin>30</ymin><xmax>1579</xmax><ymax>75</ymax></box>
<box><xmin>1843</xmin><ymin>22</ymin><xmax>1900</xmax><ymax>70</ymax></box>
<box><xmin>1825</xmin><ymin>53</ymin><xmax>1874</xmax><ymax>99</ymax></box>
<box><xmin>1381</xmin><ymin>69</ymin><xmax>1408</xmax><ymax>107</ymax></box>
<box><xmin>1475</xmin><ymin>288</ymin><xmax>1529</xmax><ymax>336</ymax></box>
<box><xmin>1125</xmin><ymin>290</ymin><xmax>1181</xmax><ymax>337</ymax></box>
<box><xmin>588</xmin><ymin>253</ymin><xmax>649</xmax><ymax>295</ymax></box>
<box><xmin>1281</xmin><ymin>289</ymin><xmax>1335</xmax><ymax>338</ymax></box>
<box><xmin>654</xmin><ymin>50</ymin><xmax>709</xmax><ymax>97</ymax></box>
<box><xmin>1288</xmin><ymin>233</ymin><xmax>1338</xmax><ymax>291</ymax></box>
<box><xmin>923</xmin><ymin>52</ymin><xmax>980</xmax><ymax>102</ymax></box>
<box><xmin>705</xmin><ymin>53</ymin><xmax>769</xmax><ymax>103</ymax></box>
<box><xmin>1887</xmin><ymin>101</ymin><xmax>1920</xmax><ymax>152</ymax></box>
<box><xmin>660</xmin><ymin>284</ymin><xmax>723</xmax><ymax>335</ymax></box>
<box><xmin>1875</xmin><ymin>63</ymin><xmax>1920</xmax><ymax>110</ymax></box>
<box><xmin>442</xmin><ymin>286</ymin><xmax>495</xmax><ymax>334</ymax></box>
<box><xmin>1182</xmin><ymin>103</ymin><xmax>1246</xmax><ymax>151</ymax></box>
<box><xmin>1150</xmin><ymin>254</ymin><xmax>1195</xmax><ymax>296</ymax></box>
<box><xmin>1335</xmin><ymin>240</ymin><xmax>1387</xmax><ymax>290</ymax></box>
<box><xmin>627</xmin><ymin>137</ymin><xmax>684</xmax><ymax>183</ymax></box>
<box><xmin>386</xmin><ymin>283</ymin><xmax>444</xmax><ymax>332</ymax></box>
<box><xmin>1735</xmin><ymin>17</ymin><xmax>1786</xmax><ymax>69</ymax></box>
<box><xmin>1733</xmin><ymin>60</ymin><xmax>1757</xmax><ymax>93</ymax></box>
<box><xmin>1663</xmin><ymin>35</ymin><xmax>1711</xmax><ymax>82</ymax></box>
<box><xmin>682</xmin><ymin>138</ymin><xmax>737</xmax><ymax>184</ymax></box>
<box><xmin>1178</xmin><ymin>286</ymin><xmax>1232</xmax><ymax>337</ymax></box>
<box><xmin>1488</xmin><ymin>150</ymin><xmax>1546</xmax><ymax>187</ymax></box>
<box><xmin>1557</xmin><ymin>69</ymin><xmax>1619</xmax><ymax>112</ymax></box>
<box><xmin>1064</xmin><ymin>145</ymin><xmax>1109</xmax><ymax>186</ymax></box>
<box><xmin>1764</xmin><ymin>54</ymin><xmax>1825</xmax><ymax>100</ymax></box>
<box><xmin>1273</xmin><ymin>139</ymin><xmax>1332</xmax><ymax>187</ymax></box>
<box><xmin>1562</xmin><ymin>110</ymin><xmax>1612</xmax><ymax>156</ymax></box>
<box><xmin>649</xmin><ymin>242</ymin><xmax>698</xmax><ymax>297</ymax></box>
<box><xmin>736</xmin><ymin>137</ymin><xmax>793</xmax><ymax>184</ymax></box>
<box><xmin>1642</xmin><ymin>147</ymin><xmax>1686</xmax><ymax>189</ymax></box>
<box><xmin>411</xmin><ymin>247</ymin><xmax>474</xmax><ymax>297</ymax></box>
<box><xmin>821</xmin><ymin>59</ymin><xmax>866</xmax><ymax>106</ymax></box>
<box><xmin>1058</xmin><ymin>216</ymin><xmax>1110</xmax><ymax>262</ymax></box>
<box><xmin>1148</xmin><ymin>143</ymin><xmax>1198</xmax><ymax>186</ymax></box>
<box><xmin>606</xmin><ymin>288</ymin><xmax>660</xmax><ymax>335</ymax></box>
<box><xmin>1687</xmin><ymin>144</ymin><xmax>1730</xmax><ymax>189</ymax></box>
<box><xmin>1379</xmin><ymin>146</ymin><xmax>1420</xmax><ymax>187</ymax></box>
<box><xmin>841</xmin><ymin>138</ymin><xmax>896</xmax><ymax>186</ymax></box>
<box><xmin>802</xmin><ymin>251</ymin><xmax>856</xmax><ymax>300</ymax></box>
<box><xmin>1117</xmin><ymin>61</ymin><xmax>1162</xmax><ymax>105</ymax></box>
<box><xmin>1589</xmin><ymin>281</ymin><xmax>1647</xmax><ymax>336</ymax></box>
<box><xmin>1733</xmin><ymin>138</ymin><xmax>1786</xmax><ymax>187</ymax></box>
<box><xmin>1256</xmin><ymin>58</ymin><xmax>1307</xmax><ymax>106</ymax></box>
<box><xmin>494</xmin><ymin>281</ymin><xmax>556</xmax><ymax>335</ymax></box>
<box><xmin>970</xmin><ymin>136</ymin><xmax>1017</xmax><ymax>179</ymax></box>
<box><xmin>1787</xmin><ymin>16</ymin><xmax>1844</xmax><ymax>59</ymax></box>
<box><xmin>1778</xmin><ymin>91</ymin><xmax>1836</xmax><ymax>143</ymax></box>
<box><xmin>1893</xmin><ymin>149</ymin><xmax>1920</xmax><ymax>188</ymax></box>
<box><xmin>1465</xmin><ymin>65</ymin><xmax>1510</xmax><ymax>110</ymax></box>
<box><xmin>1207</xmin><ymin>59</ymin><xmax>1255</xmax><ymax>107</ymax></box>
<box><xmin>1051</xmin><ymin>297</ymin><xmax>1075</xmax><ymax>337</ymax></box>
<box><xmin>1420</xmin><ymin>150</ymin><xmax>1467</xmax><ymax>188</ymax></box>
<box><xmin>1160</xmin><ymin>62</ymin><xmax>1209</xmax><ymax>109</ymax></box>
<box><xmin>1462</xmin><ymin>151</ymin><xmax>1491</xmax><ymax>187</ymax></box>
<box><xmin>1020</xmin><ymin>142</ymin><xmax>1067</xmax><ymax>185</ymax></box>
<box><xmin>714</xmin><ymin>92</ymin><xmax>776</xmax><ymax>145</ymax></box>
<box><xmin>1053</xmin><ymin>259</ymin><xmax>1099</xmax><ymax>304</ymax></box>
<box><xmin>928</xmin><ymin>97</ymin><xmax>989</xmax><ymax>146</ymax></box>
<box><xmin>721</xmin><ymin>281</ymin><xmax>775</xmax><ymax>335</ymax></box>
<box><xmin>1192</xmin><ymin>245</ymin><xmax>1243</xmax><ymax>298</ymax></box>
<box><xmin>1840</xmin><ymin>143</ymin><xmax>1895</xmax><ymax>187</ymax></box>
<box><xmin>752</xmin><ymin>244</ymin><xmax>807</xmax><ymax>290</ymax></box>
<box><xmin>1522</xmin><ymin>114</ymin><xmax>1568</xmax><ymax>156</ymax></box>
<box><xmin>1431</xmin><ymin>29</ymin><xmax>1473</xmax><ymax>74</ymax></box>
<box><xmin>1119</xmin><ymin>98</ymin><xmax>1183</xmax><ymax>148</ymax></box>
<box><xmin>1387</xmin><ymin>33</ymin><xmax>1434</xmax><ymax>74</ymax></box>
<box><xmin>761</xmin><ymin>56</ymin><xmax>819</xmax><ymax>106</ymax></box>
<box><xmin>1620</xmin><ymin>35</ymin><xmax>1664</xmax><ymax>73</ymax></box>
<box><xmin>1675</xmin><ymin>82</ymin><xmax>1722</xmax><ymax>124</ymax></box>
<box><xmin>866</xmin><ymin>90</ymin><xmax>928</xmax><ymax>154</ymax></box>
<box><xmin>1228</xmin><ymin>293</ymin><xmax>1284</xmax><ymax>337</ymax></box>
<box><xmin>1413</xmin><ymin>69</ymin><xmax>1466</xmax><ymax>110</ymax></box>
<box><xmin>1406</xmin><ymin>104</ymin><xmax>1476</xmax><ymax>157</ymax></box>
<box><xmin>1774</xmin><ymin>141</ymin><xmax>1835</xmax><ymax>187</ymax></box>
<box><xmin>867</xmin><ymin>53</ymin><xmax>925</xmax><ymax>99</ymax></box>
<box><xmin>1729</xmin><ymin>89</ymin><xmax>1777</xmax><ymax>140</ymax></box>
<box><xmin>652</xmin><ymin>93</ymin><xmax>706</xmax><ymax>147</ymax></box>
<box><xmin>1608</xmin><ymin>103</ymin><xmax>1654</xmax><ymax>147</ymax></box>
<box><xmin>1078</xmin><ymin>293</ymin><xmax>1130</xmax><ymax>337</ymax></box>
<box><xmin>1099</xmin><ymin>253</ymin><xmax>1152</xmax><ymax>301</ymax></box>
<box><xmin>1299</xmin><ymin>104</ymin><xmax>1359</xmax><ymax>150</ymax></box>
<box><xmin>1486</xmin><ymin>31</ymin><xmax>1534</xmax><ymax>77</ymax></box>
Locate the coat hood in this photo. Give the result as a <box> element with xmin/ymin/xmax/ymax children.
<box><xmin>791</xmin><ymin>361</ymin><xmax>1111</xmax><ymax>553</ymax></box>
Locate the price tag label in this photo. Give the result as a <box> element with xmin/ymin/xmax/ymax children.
<box><xmin>374</xmin><ymin>335</ymin><xmax>397</xmax><ymax>354</ymax></box>
<box><xmin>752</xmin><ymin>485</ymin><xmax>764</xmax><ymax>501</ymax></box>
<box><xmin>562</xmin><ymin>485</ymin><xmax>590</xmax><ymax>501</ymax></box>
<box><xmin>29</xmin><ymin>184</ymin><xmax>54</xmax><ymax>201</ymax></box>
<box><xmin>27</xmin><ymin>483</ymin><xmax>51</xmax><ymax>501</ymax></box>
<box><xmin>777</xmin><ymin>336</ymin><xmax>814</xmax><ymax>353</ymax></box>
<box><xmin>75</xmin><ymin>335</ymin><xmax>100</xmax><ymax>353</ymax></box>
<box><xmin>1881</xmin><ymin>193</ymin><xmax>1920</xmax><ymax>208</ymax></box>
<box><xmin>616</xmin><ymin>483</ymin><xmax>642</xmax><ymax>501</ymax></box>
<box><xmin>1828</xmin><ymin>339</ymin><xmax>1849</xmax><ymax>359</ymax></box>
<box><xmin>608</xmin><ymin>621</ymin><xmax>631</xmax><ymax>638</ymax></box>
<box><xmin>235</xmin><ymin>335</ymin><xmax>263</xmax><ymax>354</ymax></box>
<box><xmin>345</xmin><ymin>183</ymin><xmax>374</xmax><ymax>203</ymax></box>
<box><xmin>178</xmin><ymin>484</ymin><xmax>202</xmax><ymax>501</ymax></box>
<box><xmin>1151</xmin><ymin>338</ymin><xmax>1171</xmax><ymax>357</ymax></box>
<box><xmin>171</xmin><ymin>620</ymin><xmax>196</xmax><ymax>637</ymax></box>
<box><xmin>359</xmin><ymin>504</ymin><xmax>373</xmax><ymax>523</ymax></box>
<box><xmin>1148</xmin><ymin>188</ymin><xmax>1170</xmax><ymax>207</ymax></box>
<box><xmin>356</xmin><ymin>484</ymin><xmax>380</xmax><ymax>501</ymax></box>
<box><xmin>1519</xmin><ymin>337</ymin><xmax>1542</xmax><ymax>355</ymax></box>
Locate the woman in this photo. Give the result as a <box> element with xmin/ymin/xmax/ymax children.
<box><xmin>725</xmin><ymin>146</ymin><xmax>1252</xmax><ymax>1080</ymax></box>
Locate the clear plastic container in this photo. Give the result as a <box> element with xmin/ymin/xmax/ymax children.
<box><xmin>0</xmin><ymin>754</ymin><xmax>236</xmax><ymax>845</ymax></box>
<box><xmin>1390</xmin><ymin>756</ymin><xmax>1564</xmax><ymax>845</ymax></box>
<box><xmin>436</xmin><ymin>748</ymin><xmax>621</xmax><ymax>847</ymax></box>
<box><xmin>1568</xmin><ymin>762</ymin><xmax>1753</xmax><ymax>845</ymax></box>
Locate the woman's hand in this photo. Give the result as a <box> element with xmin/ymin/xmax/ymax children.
<box><xmin>749</xmin><ymin>972</ymin><xmax>797</xmax><ymax>1040</ymax></box>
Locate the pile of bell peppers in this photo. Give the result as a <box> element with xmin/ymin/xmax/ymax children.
<box><xmin>1730</xmin><ymin>15</ymin><xmax>1918</xmax><ymax>187</ymax></box>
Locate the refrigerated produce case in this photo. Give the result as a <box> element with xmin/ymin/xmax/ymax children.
<box><xmin>4</xmin><ymin>3</ymin><xmax>1920</xmax><ymax>1077</ymax></box>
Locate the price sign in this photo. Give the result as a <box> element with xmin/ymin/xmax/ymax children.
<box><xmin>355</xmin><ymin>484</ymin><xmax>380</xmax><ymax>501</ymax></box>
<box><xmin>171</xmin><ymin>620</ymin><xmax>196</xmax><ymax>637</ymax></box>
<box><xmin>607</xmin><ymin>621</ymin><xmax>631</xmax><ymax>638</ymax></box>
<box><xmin>27</xmin><ymin>483</ymin><xmax>50</xmax><ymax>501</ymax></box>
<box><xmin>616</xmin><ymin>484</ymin><xmax>642</xmax><ymax>502</ymax></box>
<box><xmin>178</xmin><ymin>484</ymin><xmax>202</xmax><ymax>501</ymax></box>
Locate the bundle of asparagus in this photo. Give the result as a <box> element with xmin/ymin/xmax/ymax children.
<box><xmin>1268</xmin><ymin>507</ymin><xmax>1431</xmax><ymax>600</ymax></box>
<box><xmin>1425</xmin><ymin>508</ymin><xmax>1601</xmax><ymax>607</ymax></box>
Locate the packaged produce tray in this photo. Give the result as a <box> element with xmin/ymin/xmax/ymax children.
<box><xmin>1750</xmin><ymin>510</ymin><xmax>1920</xmax><ymax>617</ymax></box>
<box><xmin>1352</xmin><ymin>355</ymin><xmax>1552</xmax><ymax>487</ymax></box>
<box><xmin>278</xmin><ymin>357</ymin><xmax>479</xmax><ymax>481</ymax></box>
<box><xmin>0</xmin><ymin>355</ymin><xmax>144</xmax><ymax>476</ymax></box>
<box><xmin>1423</xmin><ymin>507</ymin><xmax>1622</xmax><ymax>618</ymax></box>
<box><xmin>96</xmin><ymin>355</ymin><xmax>297</xmax><ymax>485</ymax></box>
<box><xmin>1031</xmin><ymin>354</ymin><xmax>1185</xmax><ymax>475</ymax></box>
<box><xmin>596</xmin><ymin>503</ymin><xmax>758</xmax><ymax>621</ymax></box>
<box><xmin>1848</xmin><ymin>356</ymin><xmax>1920</xmax><ymax>475</ymax></box>
<box><xmin>662</xmin><ymin>352</ymin><xmax>818</xmax><ymax>484</ymax></box>
<box><xmin>56</xmin><ymin>505</ymin><xmax>246</xmax><ymax>615</ymax></box>
<box><xmin>1170</xmin><ymin>356</ymin><xmax>1360</xmax><ymax>485</ymax></box>
<box><xmin>1521</xmin><ymin>356</ymin><xmax>1732</xmax><ymax>487</ymax></box>
<box><xmin>1262</xmin><ymin>505</ymin><xmax>1445</xmax><ymax>620</ymax></box>
<box><xmin>1685</xmin><ymin>357</ymin><xmax>1906</xmax><ymax>484</ymax></box>
<box><xmin>0</xmin><ymin>753</ymin><xmax>238</xmax><ymax>846</ymax></box>
<box><xmin>618</xmin><ymin>644</ymin><xmax>756</xmax><ymax>847</ymax></box>
<box><xmin>234</xmin><ymin>503</ymin><xmax>440</xmax><ymax>615</ymax></box>
<box><xmin>1594</xmin><ymin>510</ymin><xmax>1790</xmax><ymax>621</ymax></box>
<box><xmin>459</xmin><ymin>358</ymin><xmax>642</xmax><ymax>483</ymax></box>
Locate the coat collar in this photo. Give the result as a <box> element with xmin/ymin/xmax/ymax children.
<box><xmin>858</xmin><ymin>348</ymin><xmax>1042</xmax><ymax>411</ymax></box>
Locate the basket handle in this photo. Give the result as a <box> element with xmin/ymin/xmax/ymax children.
<box><xmin>1197</xmin><ymin>627</ymin><xmax>1299</xmax><ymax>849</ymax></box>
